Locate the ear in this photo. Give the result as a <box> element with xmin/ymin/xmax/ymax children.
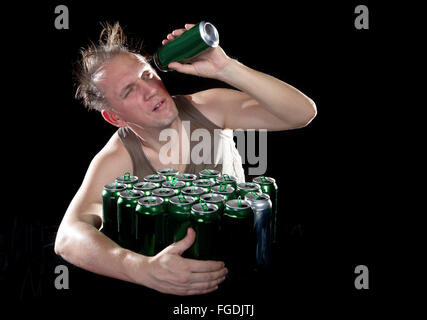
<box><xmin>101</xmin><ymin>110</ymin><xmax>125</xmax><ymax>127</ymax></box>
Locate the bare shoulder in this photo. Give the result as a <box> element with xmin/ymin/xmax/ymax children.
<box><xmin>184</xmin><ymin>88</ymin><xmax>248</xmax><ymax>129</ymax></box>
<box><xmin>77</xmin><ymin>131</ymin><xmax>133</xmax><ymax>204</ymax></box>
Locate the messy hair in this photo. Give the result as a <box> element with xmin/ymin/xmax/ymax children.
<box><xmin>74</xmin><ymin>22</ymin><xmax>151</xmax><ymax>111</ymax></box>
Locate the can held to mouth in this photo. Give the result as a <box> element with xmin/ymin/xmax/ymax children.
<box><xmin>154</xmin><ymin>21</ymin><xmax>219</xmax><ymax>72</ymax></box>
<box><xmin>211</xmin><ymin>184</ymin><xmax>236</xmax><ymax>201</ymax></box>
<box><xmin>143</xmin><ymin>174</ymin><xmax>167</xmax><ymax>188</ymax></box>
<box><xmin>167</xmin><ymin>195</ymin><xmax>197</xmax><ymax>245</ymax></box>
<box><xmin>162</xmin><ymin>180</ymin><xmax>186</xmax><ymax>195</ymax></box>
<box><xmin>117</xmin><ymin>189</ymin><xmax>145</xmax><ymax>251</ymax></box>
<box><xmin>188</xmin><ymin>202</ymin><xmax>221</xmax><ymax>260</ymax></box>
<box><xmin>199</xmin><ymin>169</ymin><xmax>221</xmax><ymax>183</ymax></box>
<box><xmin>133</xmin><ymin>182</ymin><xmax>158</xmax><ymax>196</ymax></box>
<box><xmin>135</xmin><ymin>196</ymin><xmax>167</xmax><ymax>256</ymax></box>
<box><xmin>192</xmin><ymin>178</ymin><xmax>216</xmax><ymax>193</ymax></box>
<box><xmin>252</xmin><ymin>176</ymin><xmax>278</xmax><ymax>244</ymax></box>
<box><xmin>157</xmin><ymin>168</ymin><xmax>179</xmax><ymax>181</ymax></box>
<box><xmin>200</xmin><ymin>193</ymin><xmax>226</xmax><ymax>216</ymax></box>
<box><xmin>102</xmin><ymin>182</ymin><xmax>127</xmax><ymax>242</ymax></box>
<box><xmin>176</xmin><ymin>173</ymin><xmax>198</xmax><ymax>187</ymax></box>
<box><xmin>222</xmin><ymin>199</ymin><xmax>256</xmax><ymax>275</ymax></box>
<box><xmin>236</xmin><ymin>182</ymin><xmax>261</xmax><ymax>199</ymax></box>
<box><xmin>181</xmin><ymin>186</ymin><xmax>207</xmax><ymax>201</ymax></box>
<box><xmin>115</xmin><ymin>172</ymin><xmax>138</xmax><ymax>189</ymax></box>
<box><xmin>244</xmin><ymin>192</ymin><xmax>272</xmax><ymax>269</ymax></box>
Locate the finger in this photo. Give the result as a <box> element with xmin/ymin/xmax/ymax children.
<box><xmin>189</xmin><ymin>269</ymin><xmax>228</xmax><ymax>283</ymax></box>
<box><xmin>162</xmin><ymin>228</ymin><xmax>196</xmax><ymax>255</ymax></box>
<box><xmin>183</xmin><ymin>258</ymin><xmax>225</xmax><ymax>273</ymax></box>
<box><xmin>172</xmin><ymin>28</ymin><xmax>187</xmax><ymax>37</ymax></box>
<box><xmin>168</xmin><ymin>62</ymin><xmax>196</xmax><ymax>75</ymax></box>
<box><xmin>185</xmin><ymin>23</ymin><xmax>196</xmax><ymax>30</ymax></box>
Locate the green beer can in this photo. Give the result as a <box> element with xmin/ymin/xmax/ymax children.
<box><xmin>199</xmin><ymin>169</ymin><xmax>221</xmax><ymax>183</ymax></box>
<box><xmin>176</xmin><ymin>173</ymin><xmax>198</xmax><ymax>187</ymax></box>
<box><xmin>116</xmin><ymin>172</ymin><xmax>138</xmax><ymax>189</ymax></box>
<box><xmin>162</xmin><ymin>180</ymin><xmax>186</xmax><ymax>195</ymax></box>
<box><xmin>253</xmin><ymin>176</ymin><xmax>278</xmax><ymax>244</ymax></box>
<box><xmin>181</xmin><ymin>186</ymin><xmax>207</xmax><ymax>201</ymax></box>
<box><xmin>157</xmin><ymin>168</ymin><xmax>179</xmax><ymax>181</ymax></box>
<box><xmin>117</xmin><ymin>189</ymin><xmax>145</xmax><ymax>251</ymax></box>
<box><xmin>200</xmin><ymin>193</ymin><xmax>226</xmax><ymax>216</ymax></box>
<box><xmin>192</xmin><ymin>178</ymin><xmax>216</xmax><ymax>193</ymax></box>
<box><xmin>211</xmin><ymin>184</ymin><xmax>236</xmax><ymax>201</ymax></box>
<box><xmin>222</xmin><ymin>199</ymin><xmax>256</xmax><ymax>275</ymax></box>
<box><xmin>188</xmin><ymin>202</ymin><xmax>221</xmax><ymax>260</ymax></box>
<box><xmin>167</xmin><ymin>195</ymin><xmax>197</xmax><ymax>245</ymax></box>
<box><xmin>236</xmin><ymin>182</ymin><xmax>261</xmax><ymax>199</ymax></box>
<box><xmin>143</xmin><ymin>174</ymin><xmax>166</xmax><ymax>188</ymax></box>
<box><xmin>135</xmin><ymin>196</ymin><xmax>166</xmax><ymax>256</ymax></box>
<box><xmin>216</xmin><ymin>174</ymin><xmax>237</xmax><ymax>189</ymax></box>
<box><xmin>133</xmin><ymin>182</ymin><xmax>157</xmax><ymax>196</ymax></box>
<box><xmin>154</xmin><ymin>21</ymin><xmax>219</xmax><ymax>72</ymax></box>
<box><xmin>152</xmin><ymin>187</ymin><xmax>176</xmax><ymax>205</ymax></box>
<box><xmin>102</xmin><ymin>182</ymin><xmax>127</xmax><ymax>242</ymax></box>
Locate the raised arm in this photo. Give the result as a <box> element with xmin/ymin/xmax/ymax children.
<box><xmin>164</xmin><ymin>24</ymin><xmax>317</xmax><ymax>131</ymax></box>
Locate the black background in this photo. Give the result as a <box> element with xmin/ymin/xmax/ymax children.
<box><xmin>1</xmin><ymin>0</ymin><xmax>400</xmax><ymax>316</ymax></box>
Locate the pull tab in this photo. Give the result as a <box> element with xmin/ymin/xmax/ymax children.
<box><xmin>203</xmin><ymin>169</ymin><xmax>212</xmax><ymax>175</ymax></box>
<box><xmin>171</xmin><ymin>177</ymin><xmax>178</xmax><ymax>186</ymax></box>
<box><xmin>222</xmin><ymin>174</ymin><xmax>230</xmax><ymax>181</ymax></box>
<box><xmin>259</xmin><ymin>175</ymin><xmax>267</xmax><ymax>183</ymax></box>
<box><xmin>200</xmin><ymin>199</ymin><xmax>209</xmax><ymax>211</ymax></box>
<box><xmin>250</xmin><ymin>192</ymin><xmax>260</xmax><ymax>199</ymax></box>
<box><xmin>219</xmin><ymin>183</ymin><xmax>227</xmax><ymax>192</ymax></box>
<box><xmin>115</xmin><ymin>178</ymin><xmax>119</xmax><ymax>188</ymax></box>
<box><xmin>237</xmin><ymin>195</ymin><xmax>242</xmax><ymax>207</ymax></box>
<box><xmin>177</xmin><ymin>195</ymin><xmax>187</xmax><ymax>203</ymax></box>
<box><xmin>124</xmin><ymin>172</ymin><xmax>131</xmax><ymax>181</ymax></box>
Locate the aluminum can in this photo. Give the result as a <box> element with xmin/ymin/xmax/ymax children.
<box><xmin>143</xmin><ymin>174</ymin><xmax>166</xmax><ymax>188</ymax></box>
<box><xmin>175</xmin><ymin>173</ymin><xmax>197</xmax><ymax>187</ymax></box>
<box><xmin>117</xmin><ymin>189</ymin><xmax>145</xmax><ymax>250</ymax></box>
<box><xmin>133</xmin><ymin>182</ymin><xmax>157</xmax><ymax>196</ymax></box>
<box><xmin>135</xmin><ymin>196</ymin><xmax>166</xmax><ymax>256</ymax></box>
<box><xmin>157</xmin><ymin>168</ymin><xmax>179</xmax><ymax>181</ymax></box>
<box><xmin>115</xmin><ymin>172</ymin><xmax>138</xmax><ymax>189</ymax></box>
<box><xmin>245</xmin><ymin>192</ymin><xmax>272</xmax><ymax>268</ymax></box>
<box><xmin>167</xmin><ymin>195</ymin><xmax>196</xmax><ymax>244</ymax></box>
<box><xmin>200</xmin><ymin>193</ymin><xmax>226</xmax><ymax>216</ymax></box>
<box><xmin>181</xmin><ymin>186</ymin><xmax>206</xmax><ymax>201</ymax></box>
<box><xmin>199</xmin><ymin>168</ymin><xmax>221</xmax><ymax>183</ymax></box>
<box><xmin>102</xmin><ymin>182</ymin><xmax>127</xmax><ymax>242</ymax></box>
<box><xmin>211</xmin><ymin>184</ymin><xmax>236</xmax><ymax>201</ymax></box>
<box><xmin>192</xmin><ymin>178</ymin><xmax>216</xmax><ymax>193</ymax></box>
<box><xmin>153</xmin><ymin>21</ymin><xmax>219</xmax><ymax>72</ymax></box>
<box><xmin>236</xmin><ymin>182</ymin><xmax>261</xmax><ymax>198</ymax></box>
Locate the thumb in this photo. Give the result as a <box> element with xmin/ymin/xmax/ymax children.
<box><xmin>164</xmin><ymin>228</ymin><xmax>196</xmax><ymax>256</ymax></box>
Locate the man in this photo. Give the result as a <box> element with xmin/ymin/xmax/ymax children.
<box><xmin>54</xmin><ymin>22</ymin><xmax>316</xmax><ymax>296</ymax></box>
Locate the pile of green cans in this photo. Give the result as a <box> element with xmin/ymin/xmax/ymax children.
<box><xmin>101</xmin><ymin>169</ymin><xmax>278</xmax><ymax>272</ymax></box>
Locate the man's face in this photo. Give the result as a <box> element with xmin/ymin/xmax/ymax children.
<box><xmin>95</xmin><ymin>53</ymin><xmax>178</xmax><ymax>129</ymax></box>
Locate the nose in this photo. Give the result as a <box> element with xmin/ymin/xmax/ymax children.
<box><xmin>136</xmin><ymin>78</ymin><xmax>158</xmax><ymax>101</ymax></box>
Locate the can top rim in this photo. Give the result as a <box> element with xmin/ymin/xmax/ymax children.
<box><xmin>199</xmin><ymin>21</ymin><xmax>219</xmax><ymax>48</ymax></box>
<box><xmin>162</xmin><ymin>180</ymin><xmax>186</xmax><ymax>188</ymax></box>
<box><xmin>244</xmin><ymin>192</ymin><xmax>270</xmax><ymax>202</ymax></box>
<box><xmin>237</xmin><ymin>182</ymin><xmax>261</xmax><ymax>190</ymax></box>
<box><xmin>225</xmin><ymin>199</ymin><xmax>251</xmax><ymax>209</ymax></box>
<box><xmin>144</xmin><ymin>174</ymin><xmax>167</xmax><ymax>182</ymax></box>
<box><xmin>200</xmin><ymin>193</ymin><xmax>225</xmax><ymax>203</ymax></box>
<box><xmin>152</xmin><ymin>187</ymin><xmax>176</xmax><ymax>197</ymax></box>
<box><xmin>133</xmin><ymin>182</ymin><xmax>158</xmax><ymax>190</ymax></box>
<box><xmin>169</xmin><ymin>195</ymin><xmax>196</xmax><ymax>206</ymax></box>
<box><xmin>119</xmin><ymin>190</ymin><xmax>145</xmax><ymax>199</ymax></box>
<box><xmin>116</xmin><ymin>175</ymin><xmax>138</xmax><ymax>183</ymax></box>
<box><xmin>192</xmin><ymin>203</ymin><xmax>219</xmax><ymax>214</ymax></box>
<box><xmin>137</xmin><ymin>196</ymin><xmax>164</xmax><ymax>206</ymax></box>
<box><xmin>176</xmin><ymin>173</ymin><xmax>198</xmax><ymax>181</ymax></box>
<box><xmin>157</xmin><ymin>168</ymin><xmax>179</xmax><ymax>175</ymax></box>
<box><xmin>253</xmin><ymin>176</ymin><xmax>276</xmax><ymax>185</ymax></box>
<box><xmin>182</xmin><ymin>186</ymin><xmax>206</xmax><ymax>195</ymax></box>
<box><xmin>199</xmin><ymin>168</ymin><xmax>221</xmax><ymax>177</ymax></box>
<box><xmin>193</xmin><ymin>179</ymin><xmax>216</xmax><ymax>186</ymax></box>
<box><xmin>104</xmin><ymin>183</ymin><xmax>127</xmax><ymax>191</ymax></box>
<box><xmin>211</xmin><ymin>185</ymin><xmax>235</xmax><ymax>193</ymax></box>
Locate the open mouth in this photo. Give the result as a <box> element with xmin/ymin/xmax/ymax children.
<box><xmin>153</xmin><ymin>100</ymin><xmax>165</xmax><ymax>112</ymax></box>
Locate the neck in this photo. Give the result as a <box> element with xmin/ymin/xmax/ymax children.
<box><xmin>126</xmin><ymin>116</ymin><xmax>182</xmax><ymax>152</ymax></box>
